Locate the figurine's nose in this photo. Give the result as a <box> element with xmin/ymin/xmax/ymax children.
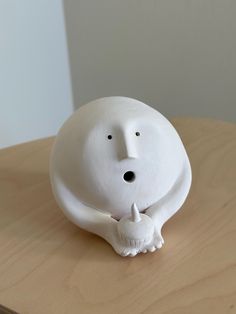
<box><xmin>119</xmin><ymin>134</ymin><xmax>138</xmax><ymax>160</ymax></box>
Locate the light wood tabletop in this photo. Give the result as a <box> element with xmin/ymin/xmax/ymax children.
<box><xmin>0</xmin><ymin>118</ymin><xmax>236</xmax><ymax>314</ymax></box>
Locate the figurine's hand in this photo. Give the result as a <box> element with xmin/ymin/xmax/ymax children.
<box><xmin>141</xmin><ymin>209</ymin><xmax>164</xmax><ymax>253</ymax></box>
<box><xmin>140</xmin><ymin>228</ymin><xmax>164</xmax><ymax>253</ymax></box>
<box><xmin>105</xmin><ymin>204</ymin><xmax>164</xmax><ymax>257</ymax></box>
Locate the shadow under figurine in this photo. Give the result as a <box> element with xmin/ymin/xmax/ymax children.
<box><xmin>50</xmin><ymin>97</ymin><xmax>192</xmax><ymax>257</ymax></box>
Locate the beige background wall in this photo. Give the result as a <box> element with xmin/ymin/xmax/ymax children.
<box><xmin>64</xmin><ymin>0</ymin><xmax>236</xmax><ymax>122</ymax></box>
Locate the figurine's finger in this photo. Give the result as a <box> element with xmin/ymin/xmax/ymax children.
<box><xmin>148</xmin><ymin>246</ymin><xmax>156</xmax><ymax>252</ymax></box>
<box><xmin>120</xmin><ymin>249</ymin><xmax>130</xmax><ymax>257</ymax></box>
<box><xmin>154</xmin><ymin>237</ymin><xmax>163</xmax><ymax>248</ymax></box>
<box><xmin>155</xmin><ymin>242</ymin><xmax>162</xmax><ymax>249</ymax></box>
<box><xmin>155</xmin><ymin>232</ymin><xmax>164</xmax><ymax>244</ymax></box>
<box><xmin>128</xmin><ymin>251</ymin><xmax>137</xmax><ymax>257</ymax></box>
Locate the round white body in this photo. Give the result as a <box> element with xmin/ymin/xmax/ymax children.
<box><xmin>50</xmin><ymin>97</ymin><xmax>192</xmax><ymax>256</ymax></box>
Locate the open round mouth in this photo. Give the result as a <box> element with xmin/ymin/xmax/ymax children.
<box><xmin>123</xmin><ymin>171</ymin><xmax>136</xmax><ymax>183</ymax></box>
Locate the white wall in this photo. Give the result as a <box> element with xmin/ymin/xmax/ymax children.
<box><xmin>0</xmin><ymin>0</ymin><xmax>73</xmax><ymax>148</ymax></box>
<box><xmin>64</xmin><ymin>0</ymin><xmax>236</xmax><ymax>122</ymax></box>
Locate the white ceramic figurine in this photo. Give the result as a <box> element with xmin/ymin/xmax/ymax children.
<box><xmin>50</xmin><ymin>97</ymin><xmax>192</xmax><ymax>257</ymax></box>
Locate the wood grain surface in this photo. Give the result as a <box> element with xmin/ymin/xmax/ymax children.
<box><xmin>0</xmin><ymin>118</ymin><xmax>235</xmax><ymax>314</ymax></box>
<box><xmin>0</xmin><ymin>303</ymin><xmax>19</xmax><ymax>314</ymax></box>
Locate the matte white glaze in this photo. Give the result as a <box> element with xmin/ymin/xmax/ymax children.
<box><xmin>50</xmin><ymin>97</ymin><xmax>192</xmax><ymax>256</ymax></box>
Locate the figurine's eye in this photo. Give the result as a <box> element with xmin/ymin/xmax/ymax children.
<box><xmin>107</xmin><ymin>135</ymin><xmax>112</xmax><ymax>140</ymax></box>
<box><xmin>135</xmin><ymin>132</ymin><xmax>140</xmax><ymax>136</ymax></box>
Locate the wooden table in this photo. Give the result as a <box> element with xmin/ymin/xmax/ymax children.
<box><xmin>0</xmin><ymin>118</ymin><xmax>235</xmax><ymax>314</ymax></box>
